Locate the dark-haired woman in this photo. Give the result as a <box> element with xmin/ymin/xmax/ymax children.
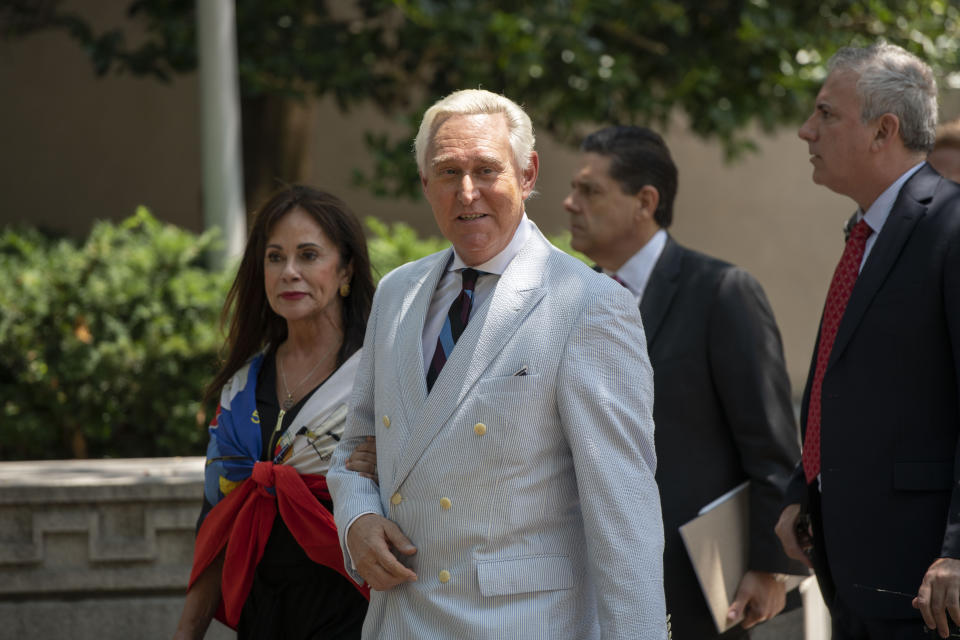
<box><xmin>174</xmin><ymin>186</ymin><xmax>376</xmax><ymax>639</ymax></box>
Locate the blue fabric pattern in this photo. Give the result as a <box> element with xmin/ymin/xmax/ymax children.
<box><xmin>202</xmin><ymin>353</ymin><xmax>265</xmax><ymax>509</ymax></box>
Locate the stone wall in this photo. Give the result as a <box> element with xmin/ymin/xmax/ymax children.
<box><xmin>0</xmin><ymin>458</ymin><xmax>232</xmax><ymax>640</ymax></box>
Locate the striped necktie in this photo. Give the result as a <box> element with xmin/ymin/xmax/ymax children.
<box><xmin>426</xmin><ymin>268</ymin><xmax>482</xmax><ymax>391</ymax></box>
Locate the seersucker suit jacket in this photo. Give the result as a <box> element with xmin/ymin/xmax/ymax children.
<box><xmin>328</xmin><ymin>223</ymin><xmax>667</xmax><ymax>639</ymax></box>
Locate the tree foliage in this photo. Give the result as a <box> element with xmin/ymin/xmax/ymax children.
<box><xmin>0</xmin><ymin>209</ymin><xmax>228</xmax><ymax>460</ymax></box>
<box><xmin>3</xmin><ymin>0</ymin><xmax>958</xmax><ymax>199</ymax></box>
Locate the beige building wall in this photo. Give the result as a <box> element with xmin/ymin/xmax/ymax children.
<box><xmin>2</xmin><ymin>16</ymin><xmax>958</xmax><ymax>396</ymax></box>
<box><xmin>0</xmin><ymin>8</ymin><xmax>201</xmax><ymax>237</ymax></box>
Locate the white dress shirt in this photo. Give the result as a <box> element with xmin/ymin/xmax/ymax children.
<box><xmin>603</xmin><ymin>228</ymin><xmax>668</xmax><ymax>303</ymax></box>
<box><xmin>857</xmin><ymin>161</ymin><xmax>925</xmax><ymax>271</ymax></box>
<box><xmin>421</xmin><ymin>214</ymin><xmax>533</xmax><ymax>372</ymax></box>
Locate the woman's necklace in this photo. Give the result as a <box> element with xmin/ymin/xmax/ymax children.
<box><xmin>277</xmin><ymin>342</ymin><xmax>339</xmax><ymax>410</ymax></box>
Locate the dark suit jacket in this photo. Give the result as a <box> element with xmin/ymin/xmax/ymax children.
<box><xmin>643</xmin><ymin>237</ymin><xmax>804</xmax><ymax>639</ymax></box>
<box><xmin>785</xmin><ymin>163</ymin><xmax>960</xmax><ymax>620</ymax></box>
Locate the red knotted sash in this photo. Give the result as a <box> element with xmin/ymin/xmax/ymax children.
<box><xmin>188</xmin><ymin>461</ymin><xmax>370</xmax><ymax>629</ymax></box>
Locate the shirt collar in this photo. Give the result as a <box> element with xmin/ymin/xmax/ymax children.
<box><xmin>859</xmin><ymin>161</ymin><xmax>925</xmax><ymax>234</ymax></box>
<box><xmin>604</xmin><ymin>229</ymin><xmax>668</xmax><ymax>299</ymax></box>
<box><xmin>449</xmin><ymin>213</ymin><xmax>532</xmax><ymax>275</ymax></box>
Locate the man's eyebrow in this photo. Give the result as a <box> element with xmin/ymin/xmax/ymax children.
<box><xmin>430</xmin><ymin>155</ymin><xmax>456</xmax><ymax>168</ymax></box>
<box><xmin>475</xmin><ymin>155</ymin><xmax>505</xmax><ymax>166</ymax></box>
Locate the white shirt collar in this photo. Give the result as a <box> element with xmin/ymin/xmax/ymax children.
<box><xmin>603</xmin><ymin>229</ymin><xmax>668</xmax><ymax>301</ymax></box>
<box><xmin>859</xmin><ymin>161</ymin><xmax>925</xmax><ymax>234</ymax></box>
<box><xmin>448</xmin><ymin>213</ymin><xmax>532</xmax><ymax>275</ymax></box>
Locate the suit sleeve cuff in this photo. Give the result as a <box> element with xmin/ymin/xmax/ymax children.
<box><xmin>783</xmin><ymin>464</ymin><xmax>809</xmax><ymax>509</ymax></box>
<box><xmin>343</xmin><ymin>511</ymin><xmax>377</xmax><ymax>574</ymax></box>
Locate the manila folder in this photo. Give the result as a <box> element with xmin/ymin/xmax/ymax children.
<box><xmin>678</xmin><ymin>481</ymin><xmax>750</xmax><ymax>633</ymax></box>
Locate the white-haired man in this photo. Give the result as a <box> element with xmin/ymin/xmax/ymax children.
<box><xmin>775</xmin><ymin>42</ymin><xmax>960</xmax><ymax>639</ymax></box>
<box><xmin>327</xmin><ymin>89</ymin><xmax>666</xmax><ymax>638</ymax></box>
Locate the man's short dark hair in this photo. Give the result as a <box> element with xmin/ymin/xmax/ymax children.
<box><xmin>580</xmin><ymin>125</ymin><xmax>678</xmax><ymax>229</ymax></box>
<box><xmin>935</xmin><ymin>118</ymin><xmax>960</xmax><ymax>152</ymax></box>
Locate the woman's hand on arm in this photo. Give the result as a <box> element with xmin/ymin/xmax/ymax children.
<box><xmin>345</xmin><ymin>436</ymin><xmax>378</xmax><ymax>483</ymax></box>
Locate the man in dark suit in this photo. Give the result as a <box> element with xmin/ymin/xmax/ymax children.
<box><xmin>775</xmin><ymin>41</ymin><xmax>960</xmax><ymax>640</ymax></box>
<box><xmin>564</xmin><ymin>125</ymin><xmax>805</xmax><ymax>639</ymax></box>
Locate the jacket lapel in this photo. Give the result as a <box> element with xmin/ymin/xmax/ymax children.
<box><xmin>394</xmin><ymin>249</ymin><xmax>452</xmax><ymax>418</ymax></box>
<box><xmin>389</xmin><ymin>228</ymin><xmax>549</xmax><ymax>492</ymax></box>
<box><xmin>827</xmin><ymin>165</ymin><xmax>935</xmax><ymax>369</ymax></box>
<box><xmin>639</xmin><ymin>236</ymin><xmax>682</xmax><ymax>348</ymax></box>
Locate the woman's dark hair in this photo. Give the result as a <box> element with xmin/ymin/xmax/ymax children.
<box><xmin>204</xmin><ymin>185</ymin><xmax>374</xmax><ymax>403</ymax></box>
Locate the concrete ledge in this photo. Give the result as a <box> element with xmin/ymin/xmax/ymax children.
<box><xmin>0</xmin><ymin>457</ymin><xmax>205</xmax><ymax>504</ymax></box>
<box><xmin>0</xmin><ymin>457</ymin><xmax>231</xmax><ymax>639</ymax></box>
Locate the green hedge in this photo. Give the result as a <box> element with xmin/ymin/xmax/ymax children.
<box><xmin>0</xmin><ymin>210</ymin><xmax>585</xmax><ymax>460</ymax></box>
<box><xmin>0</xmin><ymin>209</ymin><xmax>229</xmax><ymax>460</ymax></box>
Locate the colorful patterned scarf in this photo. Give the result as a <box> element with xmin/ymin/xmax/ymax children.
<box><xmin>189</xmin><ymin>350</ymin><xmax>369</xmax><ymax>628</ymax></box>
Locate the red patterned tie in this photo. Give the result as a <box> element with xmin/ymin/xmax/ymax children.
<box><xmin>802</xmin><ymin>219</ymin><xmax>873</xmax><ymax>483</ymax></box>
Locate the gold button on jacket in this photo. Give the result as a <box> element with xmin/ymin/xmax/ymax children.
<box><xmin>473</xmin><ymin>422</ymin><xmax>487</xmax><ymax>436</ymax></box>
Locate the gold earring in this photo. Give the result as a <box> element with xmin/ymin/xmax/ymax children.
<box><xmin>339</xmin><ymin>282</ymin><xmax>351</xmax><ymax>297</ymax></box>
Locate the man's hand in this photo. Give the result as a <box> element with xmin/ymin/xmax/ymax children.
<box><xmin>726</xmin><ymin>570</ymin><xmax>787</xmax><ymax>629</ymax></box>
<box><xmin>347</xmin><ymin>513</ymin><xmax>418</xmax><ymax>591</ymax></box>
<box><xmin>345</xmin><ymin>436</ymin><xmax>378</xmax><ymax>482</ymax></box>
<box><xmin>775</xmin><ymin>503</ymin><xmax>813</xmax><ymax>568</ymax></box>
<box><xmin>912</xmin><ymin>557</ymin><xmax>960</xmax><ymax>638</ymax></box>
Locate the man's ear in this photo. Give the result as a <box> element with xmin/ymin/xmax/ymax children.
<box><xmin>636</xmin><ymin>185</ymin><xmax>660</xmax><ymax>222</ymax></box>
<box><xmin>520</xmin><ymin>152</ymin><xmax>539</xmax><ymax>199</ymax></box>
<box><xmin>872</xmin><ymin>113</ymin><xmax>901</xmax><ymax>151</ymax></box>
